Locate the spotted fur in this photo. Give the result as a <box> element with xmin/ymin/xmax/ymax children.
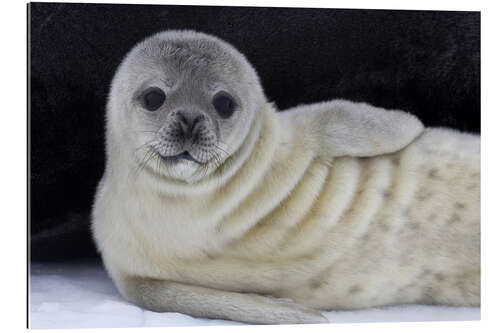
<box><xmin>92</xmin><ymin>30</ymin><xmax>480</xmax><ymax>324</ymax></box>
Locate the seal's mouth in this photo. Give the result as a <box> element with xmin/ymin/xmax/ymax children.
<box><xmin>160</xmin><ymin>151</ymin><xmax>200</xmax><ymax>164</ymax></box>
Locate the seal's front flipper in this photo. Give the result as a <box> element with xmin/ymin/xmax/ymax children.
<box><xmin>121</xmin><ymin>276</ymin><xmax>328</xmax><ymax>325</ymax></box>
<box><xmin>282</xmin><ymin>100</ymin><xmax>424</xmax><ymax>157</ymax></box>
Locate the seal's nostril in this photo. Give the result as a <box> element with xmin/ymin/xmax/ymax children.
<box><xmin>177</xmin><ymin>113</ymin><xmax>191</xmax><ymax>137</ymax></box>
<box><xmin>178</xmin><ymin>114</ymin><xmax>189</xmax><ymax>126</ymax></box>
<box><xmin>193</xmin><ymin>115</ymin><xmax>203</xmax><ymax>126</ymax></box>
<box><xmin>191</xmin><ymin>116</ymin><xmax>204</xmax><ymax>133</ymax></box>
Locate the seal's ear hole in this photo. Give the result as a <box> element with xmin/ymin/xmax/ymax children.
<box><xmin>213</xmin><ymin>91</ymin><xmax>237</xmax><ymax>119</ymax></box>
<box><xmin>140</xmin><ymin>87</ymin><xmax>166</xmax><ymax>112</ymax></box>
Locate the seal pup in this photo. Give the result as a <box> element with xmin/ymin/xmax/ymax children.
<box><xmin>92</xmin><ymin>30</ymin><xmax>480</xmax><ymax>324</ymax></box>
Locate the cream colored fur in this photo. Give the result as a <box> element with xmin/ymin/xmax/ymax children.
<box><xmin>92</xmin><ymin>31</ymin><xmax>480</xmax><ymax>325</ymax></box>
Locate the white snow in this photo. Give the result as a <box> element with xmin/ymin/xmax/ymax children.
<box><xmin>29</xmin><ymin>260</ymin><xmax>480</xmax><ymax>329</ymax></box>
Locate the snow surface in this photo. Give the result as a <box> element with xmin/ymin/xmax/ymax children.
<box><xmin>29</xmin><ymin>260</ymin><xmax>480</xmax><ymax>329</ymax></box>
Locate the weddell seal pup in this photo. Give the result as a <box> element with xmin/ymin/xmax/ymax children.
<box><xmin>92</xmin><ymin>30</ymin><xmax>480</xmax><ymax>324</ymax></box>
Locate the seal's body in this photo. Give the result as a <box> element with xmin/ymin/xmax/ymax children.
<box><xmin>92</xmin><ymin>30</ymin><xmax>480</xmax><ymax>324</ymax></box>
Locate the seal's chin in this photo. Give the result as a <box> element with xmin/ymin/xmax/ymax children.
<box><xmin>143</xmin><ymin>146</ymin><xmax>221</xmax><ymax>183</ymax></box>
<box><xmin>161</xmin><ymin>151</ymin><xmax>200</xmax><ymax>164</ymax></box>
<box><xmin>155</xmin><ymin>150</ymin><xmax>205</xmax><ymax>182</ymax></box>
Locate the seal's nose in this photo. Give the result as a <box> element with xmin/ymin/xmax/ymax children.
<box><xmin>176</xmin><ymin>111</ymin><xmax>204</xmax><ymax>139</ymax></box>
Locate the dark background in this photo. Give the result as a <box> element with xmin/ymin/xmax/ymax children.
<box><xmin>29</xmin><ymin>3</ymin><xmax>480</xmax><ymax>261</ymax></box>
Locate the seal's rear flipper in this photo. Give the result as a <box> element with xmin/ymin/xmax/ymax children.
<box><xmin>120</xmin><ymin>276</ymin><xmax>328</xmax><ymax>324</ymax></box>
<box><xmin>281</xmin><ymin>100</ymin><xmax>424</xmax><ymax>157</ymax></box>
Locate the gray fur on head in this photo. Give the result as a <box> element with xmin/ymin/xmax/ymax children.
<box><xmin>106</xmin><ymin>30</ymin><xmax>266</xmax><ymax>182</ymax></box>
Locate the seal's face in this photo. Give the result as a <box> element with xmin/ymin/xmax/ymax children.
<box><xmin>107</xmin><ymin>31</ymin><xmax>265</xmax><ymax>182</ymax></box>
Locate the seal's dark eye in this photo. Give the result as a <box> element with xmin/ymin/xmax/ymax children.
<box><xmin>140</xmin><ymin>87</ymin><xmax>166</xmax><ymax>111</ymax></box>
<box><xmin>212</xmin><ymin>91</ymin><xmax>237</xmax><ymax>119</ymax></box>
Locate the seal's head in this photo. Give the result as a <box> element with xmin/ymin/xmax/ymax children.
<box><xmin>106</xmin><ymin>30</ymin><xmax>266</xmax><ymax>183</ymax></box>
